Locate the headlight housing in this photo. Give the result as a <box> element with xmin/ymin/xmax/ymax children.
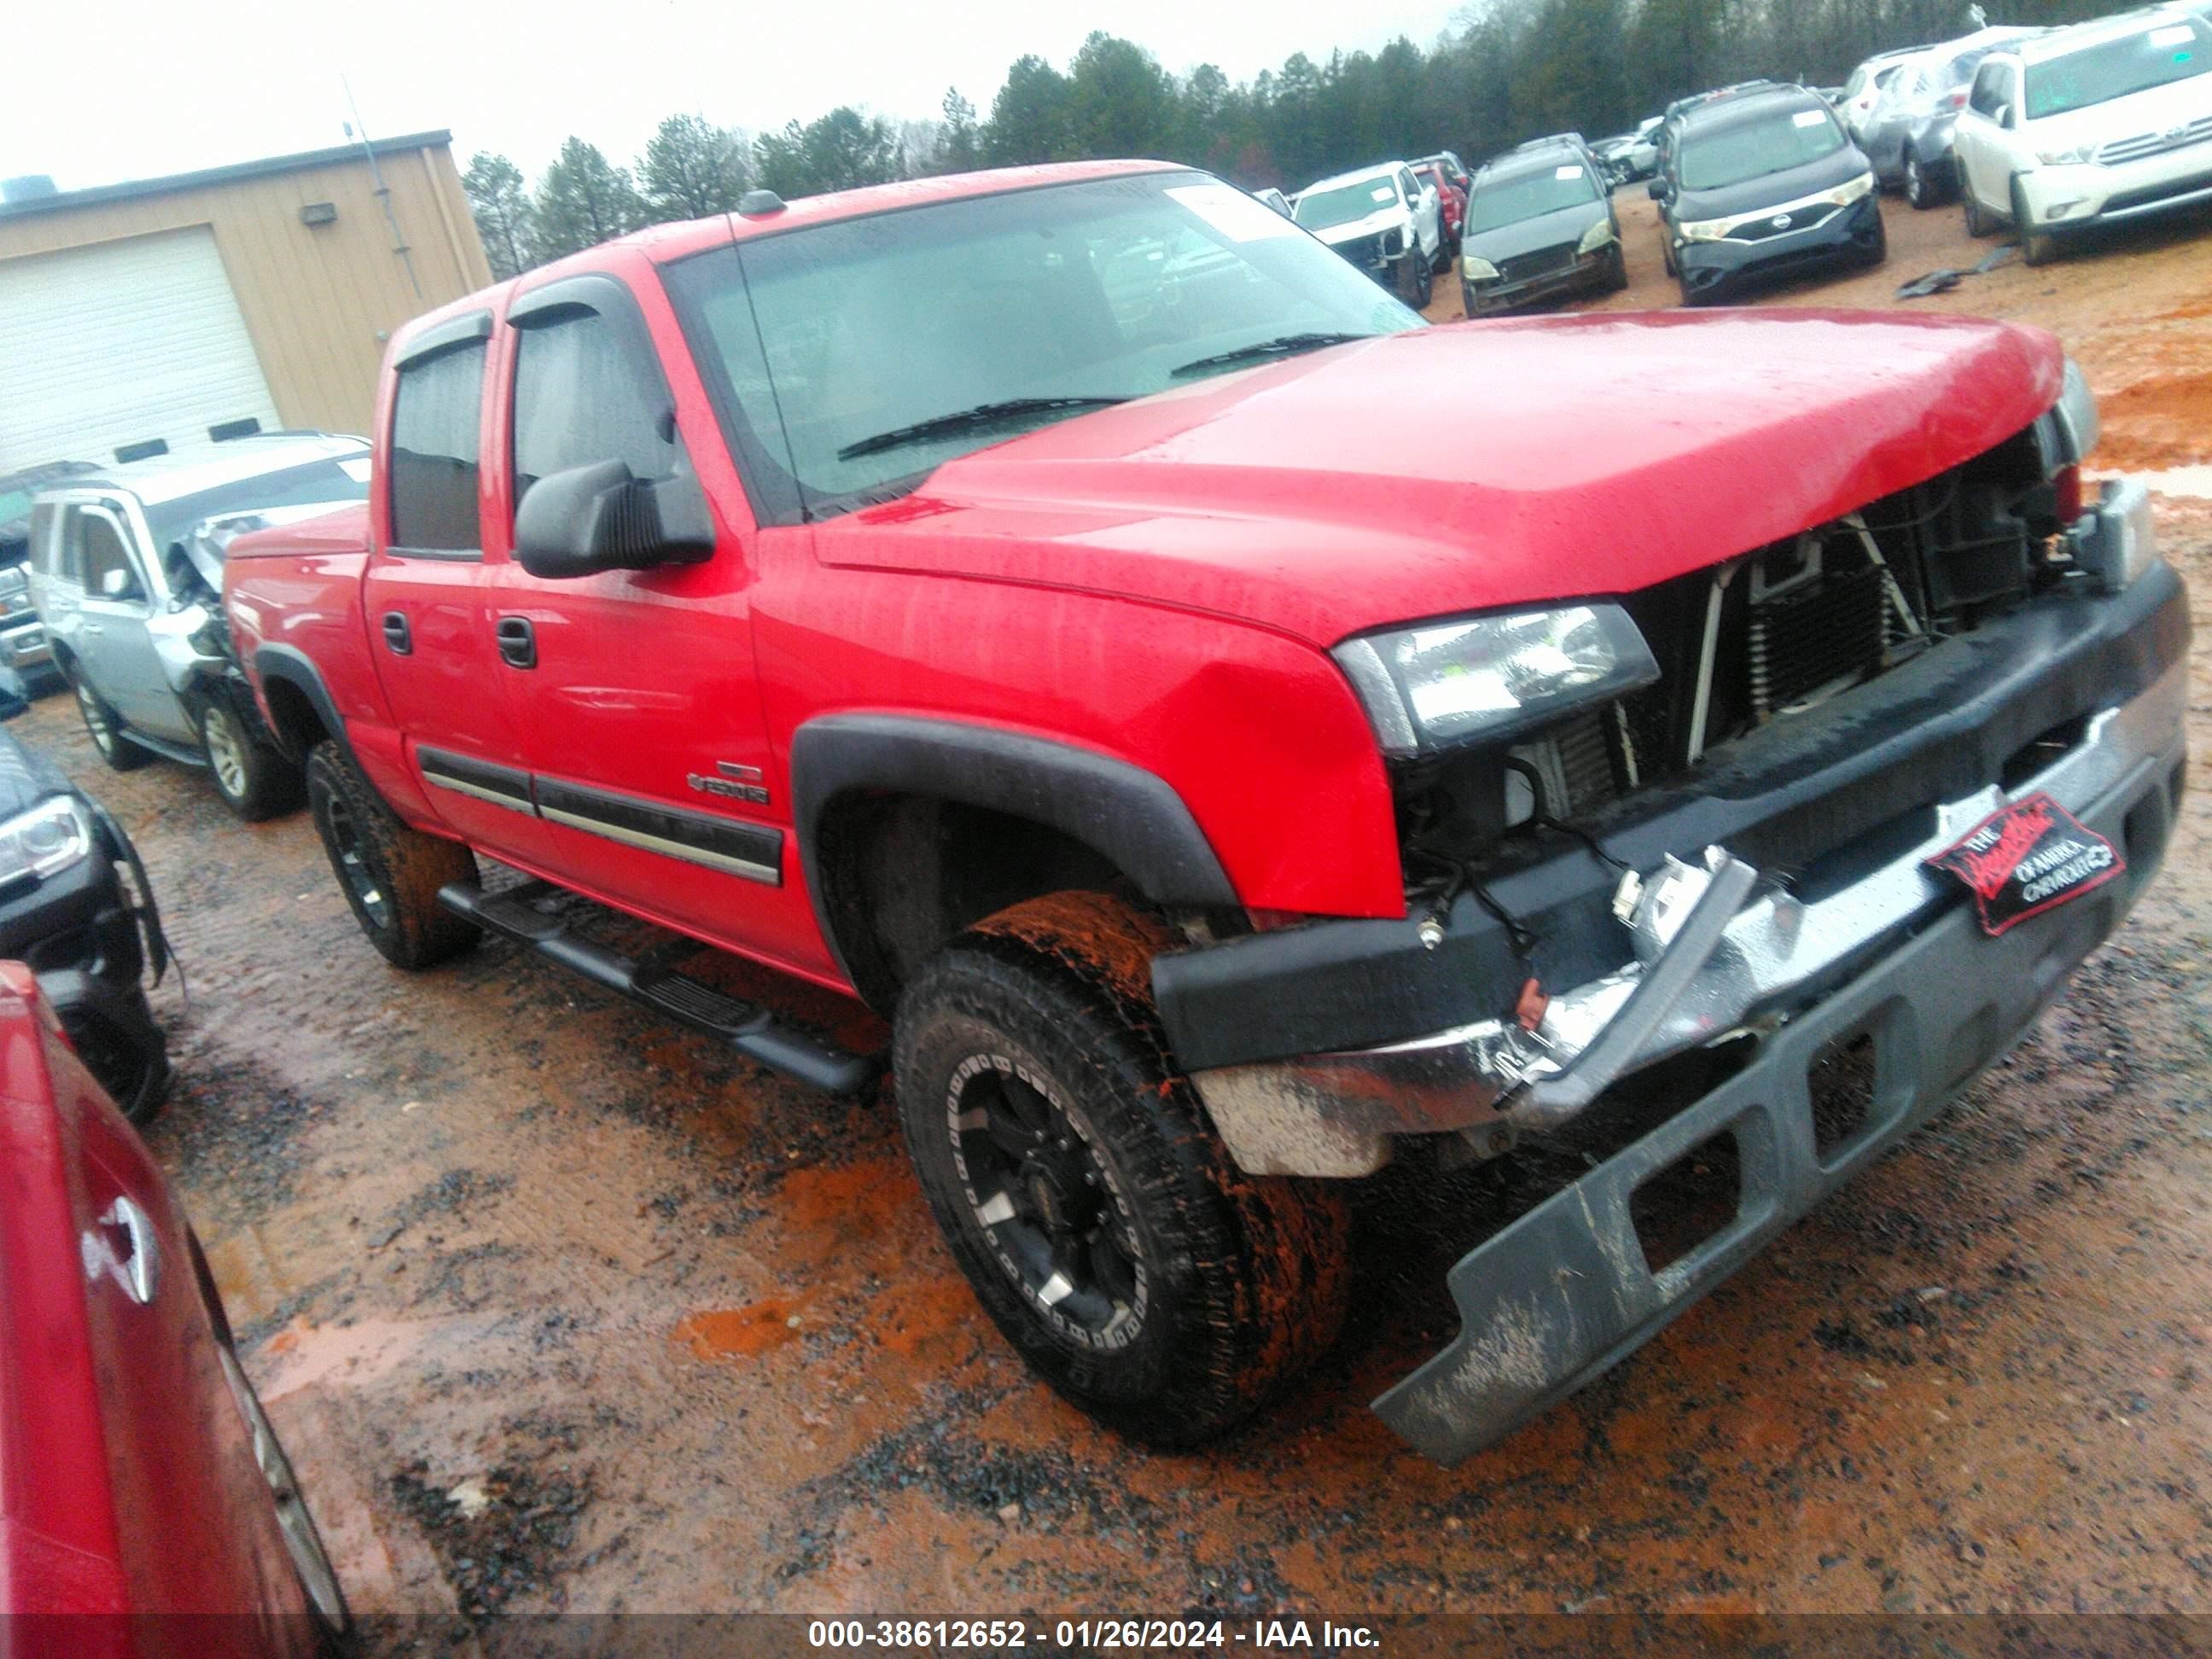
<box><xmin>1333</xmin><ymin>605</ymin><xmax>1662</xmax><ymax>758</ymax></box>
<box><xmin>1676</xmin><ymin>216</ymin><xmax>1729</xmax><ymax>242</ymax></box>
<box><xmin>1578</xmin><ymin>217</ymin><xmax>1617</xmax><ymax>253</ymax></box>
<box><xmin>1827</xmin><ymin>172</ymin><xmax>1876</xmax><ymax>207</ymax></box>
<box><xmin>2037</xmin><ymin>146</ymin><xmax>2093</xmax><ymax>166</ymax></box>
<box><xmin>0</xmin><ymin>795</ymin><xmax>94</xmax><ymax>888</ymax></box>
<box><xmin>1463</xmin><ymin>254</ymin><xmax>1499</xmax><ymax>280</ymax></box>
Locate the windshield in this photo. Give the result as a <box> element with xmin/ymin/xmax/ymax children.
<box><xmin>143</xmin><ymin>453</ymin><xmax>370</xmax><ymax>552</ymax></box>
<box><xmin>2027</xmin><ymin>17</ymin><xmax>2211</xmax><ymax>119</ymax></box>
<box><xmin>1466</xmin><ymin>162</ymin><xmax>1601</xmax><ymax>232</ymax></box>
<box><xmin>1293</xmin><ymin>177</ymin><xmax>1400</xmax><ymax>230</ymax></box>
<box><xmin>1679</xmin><ymin>107</ymin><xmax>1848</xmax><ymax>189</ymax></box>
<box><xmin>667</xmin><ymin>172</ymin><xmax>1420</xmax><ymax>521</ymax></box>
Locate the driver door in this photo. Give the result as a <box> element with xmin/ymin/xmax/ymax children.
<box><xmin>1956</xmin><ymin>61</ymin><xmax>2014</xmax><ymax>213</ymax></box>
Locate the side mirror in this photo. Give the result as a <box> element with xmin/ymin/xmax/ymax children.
<box><xmin>513</xmin><ymin>460</ymin><xmax>716</xmax><ymax>581</ymax></box>
<box><xmin>0</xmin><ymin>667</ymin><xmax>29</xmax><ymax>722</ymax></box>
<box><xmin>1994</xmin><ymin>103</ymin><xmax>2014</xmax><ymax>128</ymax></box>
<box><xmin>1647</xmin><ymin>178</ymin><xmax>1668</xmax><ymax>201</ymax></box>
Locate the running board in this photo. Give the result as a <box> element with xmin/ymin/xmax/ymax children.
<box><xmin>436</xmin><ymin>881</ymin><xmax>878</xmax><ymax>1095</ymax></box>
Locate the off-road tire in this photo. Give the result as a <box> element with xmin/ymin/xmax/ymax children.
<box><xmin>2012</xmin><ymin>178</ymin><xmax>2057</xmax><ymax>266</ymax></box>
<box><xmin>70</xmin><ymin>672</ymin><xmax>154</xmax><ymax>771</ymax></box>
<box><xmin>893</xmin><ymin>892</ymin><xmax>1352</xmax><ymax>1448</ymax></box>
<box><xmin>305</xmin><ymin>741</ymin><xmax>478</xmax><ymax>970</ymax></box>
<box><xmin>199</xmin><ymin>696</ymin><xmax>304</xmax><ymax>822</ymax></box>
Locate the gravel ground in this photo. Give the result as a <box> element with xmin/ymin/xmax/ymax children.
<box><xmin>32</xmin><ymin>185</ymin><xmax>2212</xmax><ymax>1632</ymax></box>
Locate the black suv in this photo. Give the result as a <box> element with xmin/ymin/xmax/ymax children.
<box><xmin>0</xmin><ymin>667</ymin><xmax>172</xmax><ymax>1119</ymax></box>
<box><xmin>1652</xmin><ymin>84</ymin><xmax>1885</xmax><ymax>304</ymax></box>
<box><xmin>1458</xmin><ymin>139</ymin><xmax>1627</xmax><ymax>316</ymax></box>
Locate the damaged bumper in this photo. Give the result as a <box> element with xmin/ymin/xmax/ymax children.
<box><xmin>1371</xmin><ymin>649</ymin><xmax>2183</xmax><ymax>1461</ymax></box>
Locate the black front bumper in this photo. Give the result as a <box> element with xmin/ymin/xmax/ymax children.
<box><xmin>1463</xmin><ymin>247</ymin><xmax>1615</xmax><ymax>315</ymax></box>
<box><xmin>1677</xmin><ymin>192</ymin><xmax>1885</xmax><ymax>300</ymax></box>
<box><xmin>1373</xmin><ymin>696</ymin><xmax>2184</xmax><ymax>1460</ymax></box>
<box><xmin>0</xmin><ymin>800</ymin><xmax>171</xmax><ymax>1120</ymax></box>
<box><xmin>1155</xmin><ymin>563</ymin><xmax>2190</xmax><ymax>1074</ymax></box>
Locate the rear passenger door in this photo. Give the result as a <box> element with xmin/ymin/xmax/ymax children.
<box><xmin>363</xmin><ymin>318</ymin><xmax>557</xmax><ymax>864</ymax></box>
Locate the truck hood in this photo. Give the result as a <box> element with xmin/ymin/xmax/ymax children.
<box><xmin>815</xmin><ymin>309</ymin><xmax>2064</xmax><ymax>647</ymax></box>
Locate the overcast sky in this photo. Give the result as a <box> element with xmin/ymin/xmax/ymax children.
<box><xmin>7</xmin><ymin>0</ymin><xmax>1470</xmax><ymax>191</ymax></box>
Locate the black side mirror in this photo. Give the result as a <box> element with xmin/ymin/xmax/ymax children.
<box><xmin>513</xmin><ymin>460</ymin><xmax>716</xmax><ymax>581</ymax></box>
<box><xmin>0</xmin><ymin>667</ymin><xmax>30</xmax><ymax>723</ymax></box>
<box><xmin>1647</xmin><ymin>178</ymin><xmax>1668</xmax><ymax>202</ymax></box>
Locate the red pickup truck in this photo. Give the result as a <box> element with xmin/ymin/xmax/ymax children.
<box><xmin>225</xmin><ymin>160</ymin><xmax>2187</xmax><ymax>1464</ymax></box>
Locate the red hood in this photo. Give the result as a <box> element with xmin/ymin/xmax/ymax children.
<box><xmin>813</xmin><ymin>309</ymin><xmax>2065</xmax><ymax>646</ymax></box>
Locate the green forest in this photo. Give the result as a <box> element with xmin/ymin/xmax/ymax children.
<box><xmin>463</xmin><ymin>0</ymin><xmax>2132</xmax><ymax>276</ymax></box>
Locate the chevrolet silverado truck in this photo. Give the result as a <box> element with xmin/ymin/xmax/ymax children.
<box><xmin>223</xmin><ymin>160</ymin><xmax>2187</xmax><ymax>1464</ymax></box>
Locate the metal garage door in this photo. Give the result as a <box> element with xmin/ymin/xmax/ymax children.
<box><xmin>0</xmin><ymin>225</ymin><xmax>281</xmax><ymax>471</ymax></box>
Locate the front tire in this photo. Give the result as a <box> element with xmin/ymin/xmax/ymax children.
<box><xmin>1904</xmin><ymin>150</ymin><xmax>1947</xmax><ymax>209</ymax></box>
<box><xmin>72</xmin><ymin>674</ymin><xmax>154</xmax><ymax>771</ymax></box>
<box><xmin>1963</xmin><ymin>182</ymin><xmax>1994</xmax><ymax>237</ymax></box>
<box><xmin>305</xmin><ymin>741</ymin><xmax>478</xmax><ymax>970</ymax></box>
<box><xmin>893</xmin><ymin>892</ymin><xmax>1351</xmax><ymax>1448</ymax></box>
<box><xmin>199</xmin><ymin>696</ymin><xmax>303</xmax><ymax>822</ymax></box>
<box><xmin>2012</xmin><ymin>177</ymin><xmax>2058</xmax><ymax>266</ymax></box>
<box><xmin>1604</xmin><ymin>241</ymin><xmax>1630</xmax><ymax>293</ymax></box>
<box><xmin>1396</xmin><ymin>246</ymin><xmax>1431</xmax><ymax>309</ymax></box>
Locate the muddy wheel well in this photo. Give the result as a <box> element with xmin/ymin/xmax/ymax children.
<box><xmin>259</xmin><ymin>676</ymin><xmax>329</xmax><ymax>762</ymax></box>
<box><xmin>814</xmin><ymin>792</ymin><xmax>1127</xmax><ymax>1013</ymax></box>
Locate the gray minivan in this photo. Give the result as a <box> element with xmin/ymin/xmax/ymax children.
<box><xmin>26</xmin><ymin>435</ymin><xmax>369</xmax><ymax>818</ymax></box>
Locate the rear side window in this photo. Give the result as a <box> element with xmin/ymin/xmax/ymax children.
<box><xmin>389</xmin><ymin>342</ymin><xmax>486</xmax><ymax>553</ymax></box>
<box><xmin>511</xmin><ymin>311</ymin><xmax>676</xmax><ymax>508</ymax></box>
<box><xmin>1970</xmin><ymin>61</ymin><xmax>2010</xmax><ymax>116</ymax></box>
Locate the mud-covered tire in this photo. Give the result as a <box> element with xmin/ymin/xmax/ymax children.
<box><xmin>71</xmin><ymin>673</ymin><xmax>154</xmax><ymax>771</ymax></box>
<box><xmin>893</xmin><ymin>892</ymin><xmax>1351</xmax><ymax>1448</ymax></box>
<box><xmin>304</xmin><ymin>741</ymin><xmax>478</xmax><ymax>970</ymax></box>
<box><xmin>199</xmin><ymin>696</ymin><xmax>303</xmax><ymax>822</ymax></box>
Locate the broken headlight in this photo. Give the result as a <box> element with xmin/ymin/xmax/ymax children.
<box><xmin>1333</xmin><ymin>604</ymin><xmax>1660</xmax><ymax>758</ymax></box>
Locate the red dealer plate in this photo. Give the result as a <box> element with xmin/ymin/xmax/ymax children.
<box><xmin>1925</xmin><ymin>791</ymin><xmax>2125</xmax><ymax>937</ymax></box>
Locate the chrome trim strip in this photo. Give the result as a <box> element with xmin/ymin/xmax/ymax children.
<box><xmin>539</xmin><ymin>803</ymin><xmax>781</xmax><ymax>885</ymax></box>
<box><xmin>422</xmin><ymin>770</ymin><xmax>536</xmax><ymax>814</ymax></box>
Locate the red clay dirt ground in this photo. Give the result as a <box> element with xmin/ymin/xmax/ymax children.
<box><xmin>26</xmin><ymin>187</ymin><xmax>2212</xmax><ymax>1630</ymax></box>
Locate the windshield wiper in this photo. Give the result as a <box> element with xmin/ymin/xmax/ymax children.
<box><xmin>1170</xmin><ymin>332</ymin><xmax>1377</xmax><ymax>377</ymax></box>
<box><xmin>836</xmin><ymin>397</ymin><xmax>1130</xmax><ymax>461</ymax></box>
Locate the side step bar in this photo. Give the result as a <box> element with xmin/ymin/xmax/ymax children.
<box><xmin>436</xmin><ymin>881</ymin><xmax>878</xmax><ymax>1095</ymax></box>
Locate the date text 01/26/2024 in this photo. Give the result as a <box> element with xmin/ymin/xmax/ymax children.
<box><xmin>806</xmin><ymin>1619</ymin><xmax>1383</xmax><ymax>1650</ymax></box>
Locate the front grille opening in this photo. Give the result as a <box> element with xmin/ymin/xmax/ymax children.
<box><xmin>1809</xmin><ymin>1030</ymin><xmax>1878</xmax><ymax>1159</ymax></box>
<box><xmin>2000</xmin><ymin>713</ymin><xmax>2093</xmax><ymax>791</ymax></box>
<box><xmin>1535</xmin><ymin>1033</ymin><xmax>1762</xmax><ymax>1167</ymax></box>
<box><xmin>1631</xmin><ymin>1126</ymin><xmax>1743</xmax><ymax>1276</ymax></box>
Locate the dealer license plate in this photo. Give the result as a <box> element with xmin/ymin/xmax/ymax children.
<box><xmin>1925</xmin><ymin>791</ymin><xmax>2124</xmax><ymax>937</ymax></box>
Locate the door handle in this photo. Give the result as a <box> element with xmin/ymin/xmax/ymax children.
<box><xmin>495</xmin><ymin>615</ymin><xmax>536</xmax><ymax>670</ymax></box>
<box><xmin>83</xmin><ymin>622</ymin><xmax>104</xmax><ymax>636</ymax></box>
<box><xmin>90</xmin><ymin>1195</ymin><xmax>161</xmax><ymax>1306</ymax></box>
<box><xmin>381</xmin><ymin>611</ymin><xmax>412</xmax><ymax>655</ymax></box>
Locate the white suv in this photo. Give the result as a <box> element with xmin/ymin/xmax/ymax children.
<box><xmin>1290</xmin><ymin>163</ymin><xmax>1444</xmax><ymax>306</ymax></box>
<box><xmin>1954</xmin><ymin>7</ymin><xmax>2212</xmax><ymax>264</ymax></box>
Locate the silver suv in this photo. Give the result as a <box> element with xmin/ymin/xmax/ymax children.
<box><xmin>26</xmin><ymin>435</ymin><xmax>370</xmax><ymax>818</ymax></box>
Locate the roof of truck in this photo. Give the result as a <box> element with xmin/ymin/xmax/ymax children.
<box><xmin>393</xmin><ymin>159</ymin><xmax>1190</xmax><ymax>363</ymax></box>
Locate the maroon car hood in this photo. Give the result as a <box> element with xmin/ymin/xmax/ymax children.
<box><xmin>813</xmin><ymin>309</ymin><xmax>2065</xmax><ymax>646</ymax></box>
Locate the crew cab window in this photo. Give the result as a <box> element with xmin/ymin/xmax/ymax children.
<box><xmin>512</xmin><ymin>311</ymin><xmax>676</xmax><ymax>507</ymax></box>
<box><xmin>389</xmin><ymin>341</ymin><xmax>486</xmax><ymax>553</ymax></box>
<box><xmin>74</xmin><ymin>506</ymin><xmax>144</xmax><ymax>602</ymax></box>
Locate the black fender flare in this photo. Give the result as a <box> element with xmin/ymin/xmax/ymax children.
<box><xmin>787</xmin><ymin>714</ymin><xmax>1237</xmax><ymax>985</ymax></box>
<box><xmin>251</xmin><ymin>644</ymin><xmax>350</xmax><ymax>765</ymax></box>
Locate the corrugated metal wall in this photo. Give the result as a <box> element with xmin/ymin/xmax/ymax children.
<box><xmin>0</xmin><ymin>139</ymin><xmax>492</xmax><ymax>451</ymax></box>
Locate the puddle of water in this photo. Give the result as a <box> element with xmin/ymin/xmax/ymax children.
<box><xmin>2134</xmin><ymin>464</ymin><xmax>2212</xmax><ymax>499</ymax></box>
<box><xmin>674</xmin><ymin>1297</ymin><xmax>809</xmax><ymax>1360</ymax></box>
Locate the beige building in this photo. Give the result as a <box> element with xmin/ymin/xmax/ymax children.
<box><xmin>0</xmin><ymin>132</ymin><xmax>492</xmax><ymax>470</ymax></box>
